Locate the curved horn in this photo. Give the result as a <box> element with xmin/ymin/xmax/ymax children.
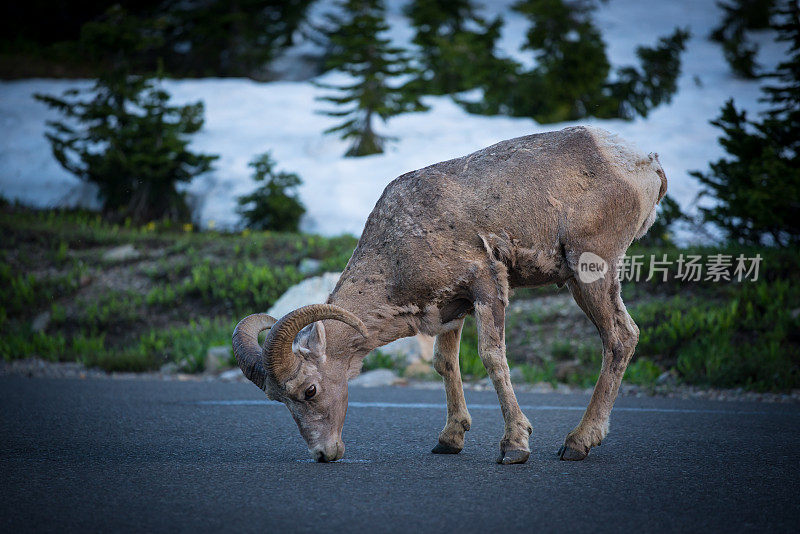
<box><xmin>232</xmin><ymin>313</ymin><xmax>277</xmax><ymax>389</ymax></box>
<box><xmin>263</xmin><ymin>304</ymin><xmax>369</xmax><ymax>381</ymax></box>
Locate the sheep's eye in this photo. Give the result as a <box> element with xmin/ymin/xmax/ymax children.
<box><xmin>304</xmin><ymin>385</ymin><xmax>317</xmax><ymax>400</ymax></box>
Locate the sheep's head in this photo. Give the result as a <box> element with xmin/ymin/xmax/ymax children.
<box><xmin>232</xmin><ymin>305</ymin><xmax>368</xmax><ymax>462</ymax></box>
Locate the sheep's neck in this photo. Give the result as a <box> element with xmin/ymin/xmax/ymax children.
<box><xmin>323</xmin><ymin>272</ymin><xmax>416</xmax><ymax>361</ymax></box>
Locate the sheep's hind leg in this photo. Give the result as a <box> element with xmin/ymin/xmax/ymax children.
<box><xmin>474</xmin><ymin>299</ymin><xmax>533</xmax><ymax>464</ymax></box>
<box><xmin>432</xmin><ymin>320</ymin><xmax>472</xmax><ymax>454</ymax></box>
<box><xmin>558</xmin><ymin>273</ymin><xmax>639</xmax><ymax>461</ymax></box>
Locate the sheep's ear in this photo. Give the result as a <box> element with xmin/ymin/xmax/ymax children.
<box><xmin>292</xmin><ymin>321</ymin><xmax>326</xmax><ymax>363</ymax></box>
<box><xmin>346</xmin><ymin>356</ymin><xmax>364</xmax><ymax>380</ymax></box>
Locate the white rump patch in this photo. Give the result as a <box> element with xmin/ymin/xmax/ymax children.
<box><xmin>586</xmin><ymin>127</ymin><xmax>663</xmax><ymax>238</ymax></box>
<box><xmin>635</xmin><ymin>205</ymin><xmax>658</xmax><ymax>239</ymax></box>
<box><xmin>587</xmin><ymin>127</ymin><xmax>651</xmax><ymax>173</ymax></box>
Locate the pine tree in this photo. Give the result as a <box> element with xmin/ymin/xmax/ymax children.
<box><xmin>710</xmin><ymin>0</ymin><xmax>775</xmax><ymax>78</ymax></box>
<box><xmin>317</xmin><ymin>0</ymin><xmax>427</xmax><ymax>157</ymax></box>
<box><xmin>474</xmin><ymin>0</ymin><xmax>688</xmax><ymax>123</ymax></box>
<box><xmin>34</xmin><ymin>6</ymin><xmax>218</xmax><ymax>224</ymax></box>
<box><xmin>157</xmin><ymin>0</ymin><xmax>315</xmax><ymax>77</ymax></box>
<box><xmin>607</xmin><ymin>28</ymin><xmax>690</xmax><ymax>119</ymax></box>
<box><xmin>760</xmin><ymin>2</ymin><xmax>800</xmax><ymax>162</ymax></box>
<box><xmin>405</xmin><ymin>0</ymin><xmax>514</xmax><ymax>95</ymax></box>
<box><xmin>511</xmin><ymin>0</ymin><xmax>609</xmax><ymax>122</ymax></box>
<box><xmin>692</xmin><ymin>2</ymin><xmax>800</xmax><ymax>247</ymax></box>
<box><xmin>1</xmin><ymin>1</ymin><xmax>315</xmax><ymax>79</ymax></box>
<box><xmin>237</xmin><ymin>153</ymin><xmax>306</xmax><ymax>231</ymax></box>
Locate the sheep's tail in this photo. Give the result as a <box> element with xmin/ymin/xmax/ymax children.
<box><xmin>651</xmin><ymin>153</ymin><xmax>668</xmax><ymax>204</ymax></box>
<box><xmin>635</xmin><ymin>153</ymin><xmax>668</xmax><ymax>239</ymax></box>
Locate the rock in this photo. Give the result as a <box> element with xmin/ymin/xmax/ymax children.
<box><xmin>268</xmin><ymin>272</ymin><xmax>341</xmax><ymax>318</ymax></box>
<box><xmin>509</xmin><ymin>366</ymin><xmax>525</xmax><ymax>383</ymax></box>
<box><xmin>160</xmin><ymin>362</ymin><xmax>179</xmax><ymax>375</ymax></box>
<box><xmin>379</xmin><ymin>334</ymin><xmax>435</xmax><ymax>364</ymax></box>
<box><xmin>349</xmin><ymin>369</ymin><xmax>399</xmax><ymax>387</ymax></box>
<box><xmin>205</xmin><ymin>346</ymin><xmax>230</xmax><ymax>373</ymax></box>
<box><xmin>404</xmin><ymin>360</ymin><xmax>433</xmax><ymax>378</ymax></box>
<box><xmin>219</xmin><ymin>369</ymin><xmax>243</xmax><ymax>382</ymax></box>
<box><xmin>31</xmin><ymin>311</ymin><xmax>50</xmax><ymax>333</ymax></box>
<box><xmin>102</xmin><ymin>244</ymin><xmax>140</xmax><ymax>262</ymax></box>
<box><xmin>656</xmin><ymin>370</ymin><xmax>678</xmax><ymax>386</ymax></box>
<box><xmin>298</xmin><ymin>258</ymin><xmax>322</xmax><ymax>275</ymax></box>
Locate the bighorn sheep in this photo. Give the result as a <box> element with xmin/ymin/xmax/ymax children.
<box><xmin>232</xmin><ymin>126</ymin><xmax>667</xmax><ymax>463</ymax></box>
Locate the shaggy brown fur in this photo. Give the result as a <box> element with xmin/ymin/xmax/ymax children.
<box><xmin>233</xmin><ymin>125</ymin><xmax>666</xmax><ymax>463</ymax></box>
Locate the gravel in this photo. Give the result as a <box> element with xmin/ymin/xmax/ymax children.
<box><xmin>3</xmin><ymin>357</ymin><xmax>798</xmax><ymax>404</ymax></box>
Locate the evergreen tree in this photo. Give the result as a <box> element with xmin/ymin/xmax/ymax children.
<box><xmin>711</xmin><ymin>0</ymin><xmax>775</xmax><ymax>78</ymax></box>
<box><xmin>34</xmin><ymin>6</ymin><xmax>217</xmax><ymax>224</ymax></box>
<box><xmin>0</xmin><ymin>1</ymin><xmax>316</xmax><ymax>79</ymax></box>
<box><xmin>405</xmin><ymin>0</ymin><xmax>515</xmax><ymax>95</ymax></box>
<box><xmin>317</xmin><ymin>0</ymin><xmax>427</xmax><ymax>157</ymax></box>
<box><xmin>157</xmin><ymin>0</ymin><xmax>315</xmax><ymax>78</ymax></box>
<box><xmin>607</xmin><ymin>28</ymin><xmax>690</xmax><ymax>119</ymax></box>
<box><xmin>692</xmin><ymin>3</ymin><xmax>800</xmax><ymax>247</ymax></box>
<box><xmin>760</xmin><ymin>2</ymin><xmax>800</xmax><ymax>161</ymax></box>
<box><xmin>237</xmin><ymin>153</ymin><xmax>305</xmax><ymax>232</ymax></box>
<box><xmin>473</xmin><ymin>0</ymin><xmax>687</xmax><ymax>123</ymax></box>
<box><xmin>512</xmin><ymin>0</ymin><xmax>609</xmax><ymax>122</ymax></box>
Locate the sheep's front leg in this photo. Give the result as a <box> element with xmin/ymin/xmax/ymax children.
<box><xmin>474</xmin><ymin>300</ymin><xmax>533</xmax><ymax>464</ymax></box>
<box><xmin>431</xmin><ymin>320</ymin><xmax>472</xmax><ymax>454</ymax></box>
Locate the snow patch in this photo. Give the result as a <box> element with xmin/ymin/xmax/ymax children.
<box><xmin>0</xmin><ymin>0</ymin><xmax>785</xmax><ymax>243</ymax></box>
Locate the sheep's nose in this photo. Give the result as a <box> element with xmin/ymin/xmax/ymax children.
<box><xmin>311</xmin><ymin>440</ymin><xmax>344</xmax><ymax>462</ymax></box>
<box><xmin>332</xmin><ymin>440</ymin><xmax>345</xmax><ymax>461</ymax></box>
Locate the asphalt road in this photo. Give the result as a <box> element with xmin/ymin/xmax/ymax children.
<box><xmin>2</xmin><ymin>375</ymin><xmax>799</xmax><ymax>533</ymax></box>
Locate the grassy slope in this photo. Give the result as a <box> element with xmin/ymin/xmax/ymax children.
<box><xmin>2</xmin><ymin>205</ymin><xmax>798</xmax><ymax>391</ymax></box>
<box><xmin>0</xmin><ymin>206</ymin><xmax>357</xmax><ymax>372</ymax></box>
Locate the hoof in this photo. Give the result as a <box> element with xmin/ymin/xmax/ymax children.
<box><xmin>496</xmin><ymin>449</ymin><xmax>530</xmax><ymax>465</ymax></box>
<box><xmin>432</xmin><ymin>441</ymin><xmax>462</xmax><ymax>454</ymax></box>
<box><xmin>557</xmin><ymin>445</ymin><xmax>588</xmax><ymax>461</ymax></box>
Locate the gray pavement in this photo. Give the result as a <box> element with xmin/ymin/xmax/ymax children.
<box><xmin>1</xmin><ymin>375</ymin><xmax>799</xmax><ymax>533</ymax></box>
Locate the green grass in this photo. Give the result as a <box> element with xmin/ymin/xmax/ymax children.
<box><xmin>458</xmin><ymin>316</ymin><xmax>485</xmax><ymax>379</ymax></box>
<box><xmin>449</xmin><ymin>245</ymin><xmax>800</xmax><ymax>391</ymax></box>
<box><xmin>0</xmin><ymin>262</ymin><xmax>87</xmax><ymax>323</ymax></box>
<box><xmin>624</xmin><ymin>358</ymin><xmax>663</xmax><ymax>387</ymax></box>
<box><xmin>144</xmin><ymin>260</ymin><xmax>305</xmax><ymax>317</ymax></box>
<box><xmin>361</xmin><ymin>350</ymin><xmax>405</xmax><ymax>373</ymax></box>
<box><xmin>0</xmin><ymin>205</ymin><xmax>357</xmax><ymax>371</ymax></box>
<box><xmin>630</xmin><ymin>276</ymin><xmax>800</xmax><ymax>391</ymax></box>
<box><xmin>516</xmin><ymin>361</ymin><xmax>558</xmax><ymax>385</ymax></box>
<box><xmin>2</xmin><ymin>204</ymin><xmax>798</xmax><ymax>392</ymax></box>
